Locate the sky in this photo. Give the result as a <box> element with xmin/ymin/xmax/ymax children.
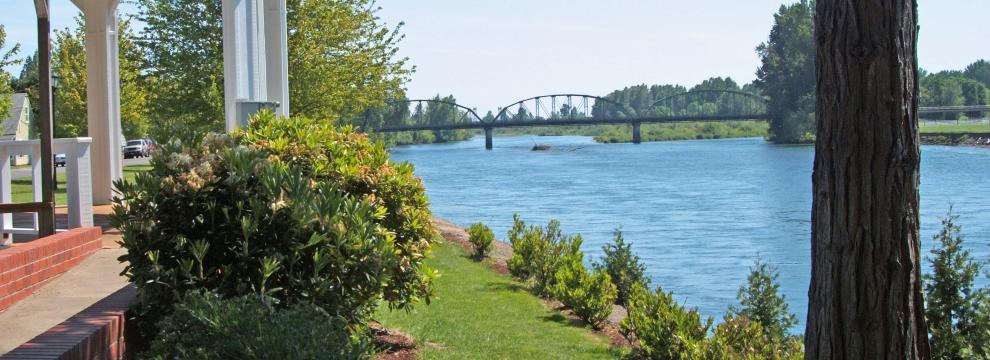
<box><xmin>2</xmin><ymin>0</ymin><xmax>989</xmax><ymax>113</ymax></box>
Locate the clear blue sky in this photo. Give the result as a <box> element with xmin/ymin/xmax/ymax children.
<box><xmin>3</xmin><ymin>0</ymin><xmax>989</xmax><ymax>112</ymax></box>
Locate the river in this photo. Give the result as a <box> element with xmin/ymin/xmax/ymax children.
<box><xmin>389</xmin><ymin>135</ymin><xmax>990</xmax><ymax>333</ymax></box>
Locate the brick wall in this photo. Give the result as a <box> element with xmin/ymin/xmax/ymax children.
<box><xmin>1</xmin><ymin>285</ymin><xmax>136</xmax><ymax>360</ymax></box>
<box><xmin>0</xmin><ymin>227</ymin><xmax>104</xmax><ymax>312</ymax></box>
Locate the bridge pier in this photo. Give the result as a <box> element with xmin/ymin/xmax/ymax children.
<box><xmin>484</xmin><ymin>127</ymin><xmax>493</xmax><ymax>150</ymax></box>
<box><xmin>632</xmin><ymin>122</ymin><xmax>642</xmax><ymax>144</ymax></box>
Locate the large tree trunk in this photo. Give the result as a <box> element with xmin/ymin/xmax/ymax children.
<box><xmin>806</xmin><ymin>1</ymin><xmax>930</xmax><ymax>359</ymax></box>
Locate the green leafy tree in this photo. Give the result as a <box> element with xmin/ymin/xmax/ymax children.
<box><xmin>754</xmin><ymin>0</ymin><xmax>815</xmax><ymax>144</ymax></box>
<box><xmin>138</xmin><ymin>0</ymin><xmax>224</xmax><ymax>135</ymax></box>
<box><xmin>287</xmin><ymin>0</ymin><xmax>413</xmax><ymax>121</ymax></box>
<box><xmin>51</xmin><ymin>23</ymin><xmax>87</xmax><ymax>137</ymax></box>
<box><xmin>137</xmin><ymin>0</ymin><xmax>412</xmax><ymax>135</ymax></box>
<box><xmin>964</xmin><ymin>59</ymin><xmax>990</xmax><ymax>89</ymax></box>
<box><xmin>924</xmin><ymin>209</ymin><xmax>990</xmax><ymax>359</ymax></box>
<box><xmin>52</xmin><ymin>17</ymin><xmax>150</xmax><ymax>139</ymax></box>
<box><xmin>0</xmin><ymin>25</ymin><xmax>20</xmax><ymax>120</ymax></box>
<box><xmin>726</xmin><ymin>257</ymin><xmax>797</xmax><ymax>341</ymax></box>
<box><xmin>593</xmin><ymin>228</ymin><xmax>649</xmax><ymax>307</ymax></box>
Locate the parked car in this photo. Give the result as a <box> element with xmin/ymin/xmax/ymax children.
<box><xmin>54</xmin><ymin>154</ymin><xmax>66</xmax><ymax>167</ymax></box>
<box><xmin>123</xmin><ymin>139</ymin><xmax>149</xmax><ymax>159</ymax></box>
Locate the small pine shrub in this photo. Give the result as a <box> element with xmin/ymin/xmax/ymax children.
<box><xmin>507</xmin><ymin>214</ymin><xmax>535</xmax><ymax>279</ymax></box>
<box><xmin>555</xmin><ymin>266</ymin><xmax>618</xmax><ymax>330</ymax></box>
<box><xmin>506</xmin><ymin>217</ymin><xmax>584</xmax><ymax>297</ymax></box>
<box><xmin>621</xmin><ymin>285</ymin><xmax>712</xmax><ymax>360</ymax></box>
<box><xmin>725</xmin><ymin>257</ymin><xmax>797</xmax><ymax>341</ymax></box>
<box><xmin>145</xmin><ymin>292</ymin><xmax>372</xmax><ymax>360</ymax></box>
<box><xmin>467</xmin><ymin>223</ymin><xmax>495</xmax><ymax>260</ymax></box>
<box><xmin>924</xmin><ymin>208</ymin><xmax>990</xmax><ymax>358</ymax></box>
<box><xmin>594</xmin><ymin>228</ymin><xmax>649</xmax><ymax>306</ymax></box>
<box><xmin>706</xmin><ymin>315</ymin><xmax>803</xmax><ymax>360</ymax></box>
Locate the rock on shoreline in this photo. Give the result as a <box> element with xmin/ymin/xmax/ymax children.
<box><xmin>921</xmin><ymin>133</ymin><xmax>990</xmax><ymax>147</ymax></box>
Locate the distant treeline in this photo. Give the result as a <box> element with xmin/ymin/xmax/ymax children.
<box><xmin>353</xmin><ymin>94</ymin><xmax>474</xmax><ymax>146</ymax></box>
<box><xmin>920</xmin><ymin>62</ymin><xmax>990</xmax><ymax>119</ymax></box>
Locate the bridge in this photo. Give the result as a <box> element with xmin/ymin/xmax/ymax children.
<box><xmin>372</xmin><ymin>90</ymin><xmax>990</xmax><ymax>149</ymax></box>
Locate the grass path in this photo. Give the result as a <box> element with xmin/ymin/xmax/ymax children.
<box><xmin>375</xmin><ymin>242</ymin><xmax>622</xmax><ymax>360</ymax></box>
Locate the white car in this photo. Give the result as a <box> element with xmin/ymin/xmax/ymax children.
<box><xmin>122</xmin><ymin>139</ymin><xmax>149</xmax><ymax>159</ymax></box>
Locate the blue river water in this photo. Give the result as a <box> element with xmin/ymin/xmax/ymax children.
<box><xmin>389</xmin><ymin>135</ymin><xmax>990</xmax><ymax>333</ymax></box>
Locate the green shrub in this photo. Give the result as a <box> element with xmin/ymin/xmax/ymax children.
<box><xmin>507</xmin><ymin>214</ymin><xmax>535</xmax><ymax>279</ymax></box>
<box><xmin>467</xmin><ymin>223</ymin><xmax>495</xmax><ymax>260</ymax></box>
<box><xmin>554</xmin><ymin>265</ymin><xmax>617</xmax><ymax>330</ymax></box>
<box><xmin>505</xmin><ymin>216</ymin><xmax>583</xmax><ymax>297</ymax></box>
<box><xmin>725</xmin><ymin>257</ymin><xmax>797</xmax><ymax>341</ymax></box>
<box><xmin>706</xmin><ymin>315</ymin><xmax>803</xmax><ymax>360</ymax></box>
<box><xmin>112</xmin><ymin>133</ymin><xmax>412</xmax><ymax>330</ymax></box>
<box><xmin>924</xmin><ymin>208</ymin><xmax>990</xmax><ymax>359</ymax></box>
<box><xmin>238</xmin><ymin>111</ymin><xmax>438</xmax><ymax>309</ymax></box>
<box><xmin>145</xmin><ymin>291</ymin><xmax>372</xmax><ymax>360</ymax></box>
<box><xmin>621</xmin><ymin>285</ymin><xmax>712</xmax><ymax>360</ymax></box>
<box><xmin>594</xmin><ymin>229</ymin><xmax>649</xmax><ymax>306</ymax></box>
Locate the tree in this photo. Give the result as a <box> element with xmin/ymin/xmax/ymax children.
<box><xmin>807</xmin><ymin>0</ymin><xmax>930</xmax><ymax>358</ymax></box>
<box><xmin>287</xmin><ymin>0</ymin><xmax>413</xmax><ymax>121</ymax></box>
<box><xmin>136</xmin><ymin>0</ymin><xmax>412</xmax><ymax>134</ymax></box>
<box><xmin>0</xmin><ymin>25</ymin><xmax>20</xmax><ymax>120</ymax></box>
<box><xmin>593</xmin><ymin>229</ymin><xmax>649</xmax><ymax>307</ymax></box>
<box><xmin>51</xmin><ymin>23</ymin><xmax>87</xmax><ymax>137</ymax></box>
<box><xmin>726</xmin><ymin>257</ymin><xmax>797</xmax><ymax>341</ymax></box>
<box><xmin>964</xmin><ymin>59</ymin><xmax>990</xmax><ymax>89</ymax></box>
<box><xmin>52</xmin><ymin>17</ymin><xmax>149</xmax><ymax>139</ymax></box>
<box><xmin>924</xmin><ymin>209</ymin><xmax>990</xmax><ymax>359</ymax></box>
<box><xmin>754</xmin><ymin>0</ymin><xmax>815</xmax><ymax>144</ymax></box>
<box><xmin>137</xmin><ymin>0</ymin><xmax>225</xmax><ymax>135</ymax></box>
<box><xmin>11</xmin><ymin>51</ymin><xmax>40</xmax><ymax>137</ymax></box>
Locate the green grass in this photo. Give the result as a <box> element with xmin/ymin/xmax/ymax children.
<box><xmin>375</xmin><ymin>242</ymin><xmax>621</xmax><ymax>360</ymax></box>
<box><xmin>920</xmin><ymin>123</ymin><xmax>990</xmax><ymax>134</ymax></box>
<box><xmin>10</xmin><ymin>164</ymin><xmax>152</xmax><ymax>204</ymax></box>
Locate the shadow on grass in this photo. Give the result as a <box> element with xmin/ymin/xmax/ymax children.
<box><xmin>541</xmin><ymin>313</ymin><xmax>588</xmax><ymax>329</ymax></box>
<box><xmin>485</xmin><ymin>281</ymin><xmax>526</xmax><ymax>293</ymax></box>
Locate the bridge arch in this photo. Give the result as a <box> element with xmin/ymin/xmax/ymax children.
<box><xmin>387</xmin><ymin>99</ymin><xmax>484</xmax><ymax>124</ymax></box>
<box><xmin>649</xmin><ymin>89</ymin><xmax>768</xmax><ymax>117</ymax></box>
<box><xmin>493</xmin><ymin>94</ymin><xmax>635</xmax><ymax>122</ymax></box>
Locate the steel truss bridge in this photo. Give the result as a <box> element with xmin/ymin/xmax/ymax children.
<box><xmin>372</xmin><ymin>90</ymin><xmax>990</xmax><ymax>149</ymax></box>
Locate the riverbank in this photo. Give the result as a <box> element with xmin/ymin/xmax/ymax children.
<box><xmin>373</xmin><ymin>218</ymin><xmax>628</xmax><ymax>359</ymax></box>
<box><xmin>921</xmin><ymin>133</ymin><xmax>990</xmax><ymax>146</ymax></box>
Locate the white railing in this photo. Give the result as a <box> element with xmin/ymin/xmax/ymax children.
<box><xmin>0</xmin><ymin>138</ymin><xmax>93</xmax><ymax>243</ymax></box>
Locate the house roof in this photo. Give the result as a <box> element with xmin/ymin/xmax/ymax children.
<box><xmin>2</xmin><ymin>93</ymin><xmax>30</xmax><ymax>141</ymax></box>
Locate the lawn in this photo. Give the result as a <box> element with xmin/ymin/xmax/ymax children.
<box><xmin>375</xmin><ymin>242</ymin><xmax>622</xmax><ymax>360</ymax></box>
<box><xmin>920</xmin><ymin>123</ymin><xmax>990</xmax><ymax>134</ymax></box>
<box><xmin>10</xmin><ymin>164</ymin><xmax>152</xmax><ymax>204</ymax></box>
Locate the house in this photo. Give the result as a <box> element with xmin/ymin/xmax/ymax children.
<box><xmin>2</xmin><ymin>93</ymin><xmax>32</xmax><ymax>165</ymax></box>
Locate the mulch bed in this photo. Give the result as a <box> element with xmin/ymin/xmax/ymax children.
<box><xmin>370</xmin><ymin>322</ymin><xmax>418</xmax><ymax>360</ymax></box>
<box><xmin>431</xmin><ymin>217</ymin><xmax>633</xmax><ymax>351</ymax></box>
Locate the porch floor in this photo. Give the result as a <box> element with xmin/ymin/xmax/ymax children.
<box><xmin>0</xmin><ymin>205</ymin><xmax>128</xmax><ymax>355</ymax></box>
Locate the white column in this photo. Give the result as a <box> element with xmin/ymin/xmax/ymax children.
<box><xmin>71</xmin><ymin>0</ymin><xmax>122</xmax><ymax>205</ymax></box>
<box><xmin>60</xmin><ymin>138</ymin><xmax>93</xmax><ymax>228</ymax></box>
<box><xmin>264</xmin><ymin>0</ymin><xmax>289</xmax><ymax>117</ymax></box>
<box><xmin>0</xmin><ymin>146</ymin><xmax>11</xmax><ymax>245</ymax></box>
<box><xmin>223</xmin><ymin>0</ymin><xmax>266</xmax><ymax>131</ymax></box>
<box><xmin>223</xmin><ymin>0</ymin><xmax>289</xmax><ymax>131</ymax></box>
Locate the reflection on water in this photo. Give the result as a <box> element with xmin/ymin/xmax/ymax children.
<box><xmin>390</xmin><ymin>135</ymin><xmax>990</xmax><ymax>332</ymax></box>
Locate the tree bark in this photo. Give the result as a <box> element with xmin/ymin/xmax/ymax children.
<box><xmin>806</xmin><ymin>1</ymin><xmax>930</xmax><ymax>359</ymax></box>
